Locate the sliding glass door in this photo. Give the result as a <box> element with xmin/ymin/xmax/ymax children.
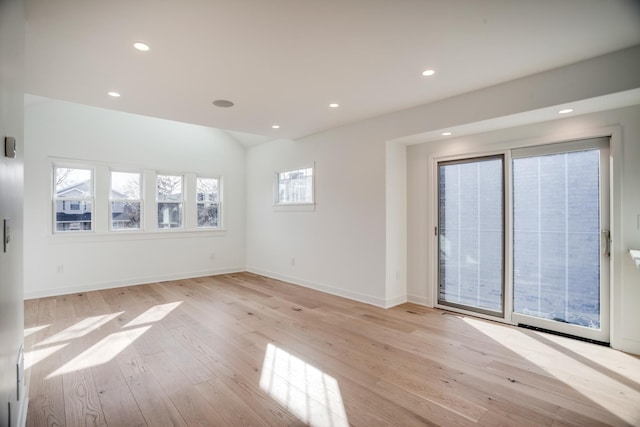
<box><xmin>511</xmin><ymin>138</ymin><xmax>610</xmax><ymax>342</ymax></box>
<box><xmin>437</xmin><ymin>156</ymin><xmax>504</xmax><ymax>316</ymax></box>
<box><xmin>435</xmin><ymin>138</ymin><xmax>610</xmax><ymax>342</ymax></box>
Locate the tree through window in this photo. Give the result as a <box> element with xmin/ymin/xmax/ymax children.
<box><xmin>111</xmin><ymin>171</ymin><xmax>142</xmax><ymax>230</ymax></box>
<box><xmin>196</xmin><ymin>177</ymin><xmax>220</xmax><ymax>228</ymax></box>
<box><xmin>157</xmin><ymin>174</ymin><xmax>183</xmax><ymax>229</ymax></box>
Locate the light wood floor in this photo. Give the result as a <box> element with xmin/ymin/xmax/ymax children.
<box><xmin>24</xmin><ymin>272</ymin><xmax>640</xmax><ymax>427</ymax></box>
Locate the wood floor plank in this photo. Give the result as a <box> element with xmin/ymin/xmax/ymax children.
<box><xmin>25</xmin><ymin>272</ymin><xmax>640</xmax><ymax>427</ymax></box>
<box><xmin>48</xmin><ymin>294</ymin><xmax>107</xmax><ymax>427</ymax></box>
<box><xmin>142</xmin><ymin>351</ymin><xmax>228</xmax><ymax>427</ymax></box>
<box><xmin>91</xmin><ymin>353</ymin><xmax>146</xmax><ymax>427</ymax></box>
<box><xmin>195</xmin><ymin>378</ymin><xmax>267</xmax><ymax>426</ymax></box>
<box><xmin>61</xmin><ymin>368</ymin><xmax>105</xmax><ymax>427</ymax></box>
<box><xmin>162</xmin><ymin>325</ymin><xmax>300</xmax><ymax>426</ymax></box>
<box><xmin>26</xmin><ymin>297</ymin><xmax>68</xmax><ymax>427</ymax></box>
<box><xmin>24</xmin><ymin>298</ymin><xmax>39</xmax><ymax>329</ymax></box>
<box><xmin>125</xmin><ymin>371</ymin><xmax>188</xmax><ymax>427</ymax></box>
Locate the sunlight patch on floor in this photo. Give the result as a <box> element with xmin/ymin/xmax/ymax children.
<box><xmin>260</xmin><ymin>343</ymin><xmax>348</xmax><ymax>427</ymax></box>
<box><xmin>36</xmin><ymin>312</ymin><xmax>123</xmax><ymax>347</ymax></box>
<box><xmin>461</xmin><ymin>316</ymin><xmax>640</xmax><ymax>425</ymax></box>
<box><xmin>25</xmin><ymin>344</ymin><xmax>67</xmax><ymax>370</ymax></box>
<box><xmin>124</xmin><ymin>301</ymin><xmax>182</xmax><ymax>327</ymax></box>
<box><xmin>534</xmin><ymin>331</ymin><xmax>640</xmax><ymax>384</ymax></box>
<box><xmin>47</xmin><ymin>326</ymin><xmax>150</xmax><ymax>378</ymax></box>
<box><xmin>24</xmin><ymin>324</ymin><xmax>50</xmax><ymax>337</ymax></box>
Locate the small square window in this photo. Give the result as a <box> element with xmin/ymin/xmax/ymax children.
<box><xmin>275</xmin><ymin>167</ymin><xmax>313</xmax><ymax>205</ymax></box>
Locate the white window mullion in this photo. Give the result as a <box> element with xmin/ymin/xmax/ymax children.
<box><xmin>143</xmin><ymin>169</ymin><xmax>156</xmax><ymax>232</ymax></box>
<box><xmin>184</xmin><ymin>173</ymin><xmax>196</xmax><ymax>229</ymax></box>
<box><xmin>94</xmin><ymin>165</ymin><xmax>109</xmax><ymax>233</ymax></box>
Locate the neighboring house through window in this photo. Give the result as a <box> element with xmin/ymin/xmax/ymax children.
<box><xmin>54</xmin><ymin>166</ymin><xmax>94</xmax><ymax>232</ymax></box>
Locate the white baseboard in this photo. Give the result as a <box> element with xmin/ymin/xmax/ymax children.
<box><xmin>24</xmin><ymin>266</ymin><xmax>246</xmax><ymax>299</ymax></box>
<box><xmin>384</xmin><ymin>294</ymin><xmax>408</xmax><ymax>308</ymax></box>
<box><xmin>24</xmin><ymin>265</ymin><xmax>413</xmax><ymax>313</ymax></box>
<box><xmin>247</xmin><ymin>267</ymin><xmax>389</xmax><ymax>308</ymax></box>
<box><xmin>407</xmin><ymin>294</ymin><xmax>432</xmax><ymax>307</ymax></box>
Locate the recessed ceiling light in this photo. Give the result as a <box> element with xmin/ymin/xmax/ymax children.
<box><xmin>108</xmin><ymin>91</ymin><xmax>121</xmax><ymax>97</ymax></box>
<box><xmin>272</xmin><ymin>125</ymin><xmax>280</xmax><ymax>129</ymax></box>
<box><xmin>441</xmin><ymin>132</ymin><xmax>452</xmax><ymax>136</ymax></box>
<box><xmin>422</xmin><ymin>69</ymin><xmax>436</xmax><ymax>77</ymax></box>
<box><xmin>133</xmin><ymin>42</ymin><xmax>150</xmax><ymax>51</ymax></box>
<box><xmin>329</xmin><ymin>103</ymin><xmax>340</xmax><ymax>108</ymax></box>
<box><xmin>558</xmin><ymin>108</ymin><xmax>573</xmax><ymax>114</ymax></box>
<box><xmin>212</xmin><ymin>99</ymin><xmax>234</xmax><ymax>108</ymax></box>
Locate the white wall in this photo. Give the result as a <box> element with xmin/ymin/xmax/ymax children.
<box><xmin>385</xmin><ymin>141</ymin><xmax>407</xmax><ymax>306</ymax></box>
<box><xmin>0</xmin><ymin>0</ymin><xmax>25</xmax><ymax>425</ymax></box>
<box><xmin>246</xmin><ymin>136</ymin><xmax>388</xmax><ymax>306</ymax></box>
<box><xmin>24</xmin><ymin>98</ymin><xmax>246</xmax><ymax>298</ymax></box>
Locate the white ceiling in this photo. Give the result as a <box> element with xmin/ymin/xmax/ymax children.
<box><xmin>24</xmin><ymin>0</ymin><xmax>640</xmax><ymax>146</ymax></box>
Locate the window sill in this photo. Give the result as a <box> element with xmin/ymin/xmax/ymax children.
<box><xmin>273</xmin><ymin>203</ymin><xmax>316</xmax><ymax>212</ymax></box>
<box><xmin>49</xmin><ymin>228</ymin><xmax>227</xmax><ymax>243</ymax></box>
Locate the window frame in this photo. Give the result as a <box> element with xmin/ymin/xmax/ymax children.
<box><xmin>53</xmin><ymin>164</ymin><xmax>95</xmax><ymax>233</ymax></box>
<box><xmin>109</xmin><ymin>169</ymin><xmax>143</xmax><ymax>232</ymax></box>
<box><xmin>510</xmin><ymin>137</ymin><xmax>610</xmax><ymax>342</ymax></box>
<box><xmin>196</xmin><ymin>175</ymin><xmax>222</xmax><ymax>229</ymax></box>
<box><xmin>49</xmin><ymin>158</ymin><xmax>227</xmax><ymax>237</ymax></box>
<box><xmin>156</xmin><ymin>173</ymin><xmax>184</xmax><ymax>230</ymax></box>
<box><xmin>274</xmin><ymin>165</ymin><xmax>315</xmax><ymax>207</ymax></box>
<box><xmin>436</xmin><ymin>154</ymin><xmax>506</xmax><ymax>317</ymax></box>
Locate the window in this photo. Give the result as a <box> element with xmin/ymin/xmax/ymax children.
<box><xmin>276</xmin><ymin>167</ymin><xmax>313</xmax><ymax>205</ymax></box>
<box><xmin>110</xmin><ymin>171</ymin><xmax>142</xmax><ymax>231</ymax></box>
<box><xmin>54</xmin><ymin>166</ymin><xmax>94</xmax><ymax>232</ymax></box>
<box><xmin>196</xmin><ymin>177</ymin><xmax>220</xmax><ymax>228</ymax></box>
<box><xmin>52</xmin><ymin>160</ymin><xmax>224</xmax><ymax>235</ymax></box>
<box><xmin>157</xmin><ymin>174</ymin><xmax>183</xmax><ymax>229</ymax></box>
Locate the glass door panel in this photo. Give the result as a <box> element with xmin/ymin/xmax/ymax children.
<box><xmin>437</xmin><ymin>156</ymin><xmax>504</xmax><ymax>315</ymax></box>
<box><xmin>512</xmin><ymin>139</ymin><xmax>609</xmax><ymax>342</ymax></box>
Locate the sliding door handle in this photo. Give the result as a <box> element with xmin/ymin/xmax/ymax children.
<box><xmin>602</xmin><ymin>229</ymin><xmax>610</xmax><ymax>257</ymax></box>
